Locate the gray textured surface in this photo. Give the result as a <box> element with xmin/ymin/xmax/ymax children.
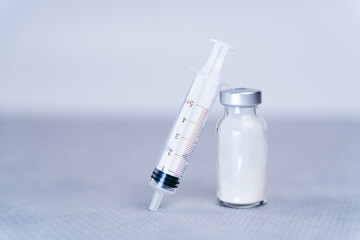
<box><xmin>0</xmin><ymin>117</ymin><xmax>359</xmax><ymax>240</ymax></box>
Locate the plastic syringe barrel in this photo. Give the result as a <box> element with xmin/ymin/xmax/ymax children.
<box><xmin>149</xmin><ymin>39</ymin><xmax>234</xmax><ymax>211</ymax></box>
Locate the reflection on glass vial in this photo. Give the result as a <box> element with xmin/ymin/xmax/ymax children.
<box><xmin>216</xmin><ymin>88</ymin><xmax>268</xmax><ymax>208</ymax></box>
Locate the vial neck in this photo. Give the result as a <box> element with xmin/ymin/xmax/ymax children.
<box><xmin>225</xmin><ymin>106</ymin><xmax>256</xmax><ymax>115</ymax></box>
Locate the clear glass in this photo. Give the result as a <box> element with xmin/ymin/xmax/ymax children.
<box><xmin>216</xmin><ymin>106</ymin><xmax>268</xmax><ymax>208</ymax></box>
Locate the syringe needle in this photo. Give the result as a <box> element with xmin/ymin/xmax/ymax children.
<box><xmin>149</xmin><ymin>191</ymin><xmax>164</xmax><ymax>211</ymax></box>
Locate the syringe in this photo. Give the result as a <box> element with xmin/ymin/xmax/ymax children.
<box><xmin>149</xmin><ymin>39</ymin><xmax>234</xmax><ymax>211</ymax></box>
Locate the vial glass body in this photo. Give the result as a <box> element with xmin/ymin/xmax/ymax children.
<box><xmin>216</xmin><ymin>106</ymin><xmax>268</xmax><ymax>207</ymax></box>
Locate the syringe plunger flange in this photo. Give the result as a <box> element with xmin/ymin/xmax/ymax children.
<box><xmin>200</xmin><ymin>39</ymin><xmax>235</xmax><ymax>80</ymax></box>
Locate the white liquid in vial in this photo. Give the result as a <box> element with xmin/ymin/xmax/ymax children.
<box><xmin>217</xmin><ymin>108</ymin><xmax>267</xmax><ymax>204</ymax></box>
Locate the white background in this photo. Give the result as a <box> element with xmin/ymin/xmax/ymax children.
<box><xmin>0</xmin><ymin>0</ymin><xmax>359</xmax><ymax>119</ymax></box>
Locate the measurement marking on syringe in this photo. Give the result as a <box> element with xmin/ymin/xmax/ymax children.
<box><xmin>168</xmin><ymin>170</ymin><xmax>176</xmax><ymax>174</ymax></box>
<box><xmin>195</xmin><ymin>103</ymin><xmax>209</xmax><ymax>110</ymax></box>
<box><xmin>175</xmin><ymin>153</ymin><xmax>184</xmax><ymax>158</ymax></box>
<box><xmin>189</xmin><ymin>120</ymin><xmax>198</xmax><ymax>125</ymax></box>
<box><xmin>181</xmin><ymin>137</ymin><xmax>191</xmax><ymax>142</ymax></box>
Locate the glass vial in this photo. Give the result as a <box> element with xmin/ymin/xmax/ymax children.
<box><xmin>216</xmin><ymin>88</ymin><xmax>268</xmax><ymax>208</ymax></box>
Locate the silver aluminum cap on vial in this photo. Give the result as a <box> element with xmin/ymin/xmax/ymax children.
<box><xmin>220</xmin><ymin>88</ymin><xmax>262</xmax><ymax>107</ymax></box>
